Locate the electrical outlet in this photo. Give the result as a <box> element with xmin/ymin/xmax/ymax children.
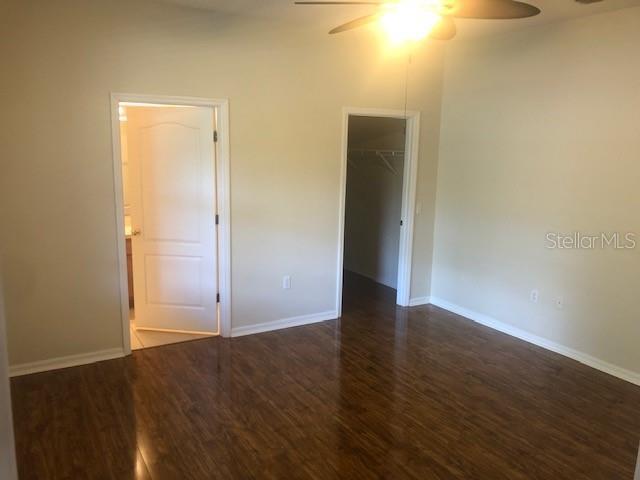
<box><xmin>555</xmin><ymin>296</ymin><xmax>564</xmax><ymax>309</ymax></box>
<box><xmin>282</xmin><ymin>275</ymin><xmax>291</xmax><ymax>290</ymax></box>
<box><xmin>530</xmin><ymin>289</ymin><xmax>539</xmax><ymax>303</ymax></box>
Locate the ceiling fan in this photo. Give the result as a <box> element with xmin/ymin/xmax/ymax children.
<box><xmin>294</xmin><ymin>0</ymin><xmax>541</xmax><ymax>42</ymax></box>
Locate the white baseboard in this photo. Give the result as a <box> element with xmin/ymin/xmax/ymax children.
<box><xmin>429</xmin><ymin>297</ymin><xmax>640</xmax><ymax>387</ymax></box>
<box><xmin>231</xmin><ymin>310</ymin><xmax>338</xmax><ymax>338</ymax></box>
<box><xmin>408</xmin><ymin>296</ymin><xmax>431</xmax><ymax>307</ymax></box>
<box><xmin>9</xmin><ymin>348</ymin><xmax>125</xmax><ymax>377</ymax></box>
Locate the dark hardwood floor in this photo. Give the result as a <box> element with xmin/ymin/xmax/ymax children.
<box><xmin>11</xmin><ymin>271</ymin><xmax>640</xmax><ymax>479</ymax></box>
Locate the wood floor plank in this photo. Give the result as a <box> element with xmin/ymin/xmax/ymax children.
<box><xmin>11</xmin><ymin>272</ymin><xmax>640</xmax><ymax>479</ymax></box>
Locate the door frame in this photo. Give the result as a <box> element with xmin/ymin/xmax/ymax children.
<box><xmin>0</xmin><ymin>279</ymin><xmax>18</xmax><ymax>480</ymax></box>
<box><xmin>110</xmin><ymin>93</ymin><xmax>232</xmax><ymax>355</ymax></box>
<box><xmin>336</xmin><ymin>107</ymin><xmax>421</xmax><ymax>314</ymax></box>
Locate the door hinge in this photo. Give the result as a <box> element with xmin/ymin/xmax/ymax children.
<box><xmin>400</xmin><ymin>220</ymin><xmax>404</xmax><ymax>226</ymax></box>
<box><xmin>215</xmin><ymin>214</ymin><xmax>219</xmax><ymax>225</ymax></box>
<box><xmin>213</xmin><ymin>130</ymin><xmax>218</xmax><ymax>143</ymax></box>
<box><xmin>216</xmin><ymin>293</ymin><xmax>220</xmax><ymax>303</ymax></box>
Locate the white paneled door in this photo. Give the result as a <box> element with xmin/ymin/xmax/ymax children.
<box><xmin>127</xmin><ymin>106</ymin><xmax>218</xmax><ymax>334</ymax></box>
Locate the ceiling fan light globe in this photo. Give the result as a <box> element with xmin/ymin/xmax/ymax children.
<box><xmin>380</xmin><ymin>0</ymin><xmax>442</xmax><ymax>44</ymax></box>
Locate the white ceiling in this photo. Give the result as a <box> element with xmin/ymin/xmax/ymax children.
<box><xmin>158</xmin><ymin>0</ymin><xmax>640</xmax><ymax>37</ymax></box>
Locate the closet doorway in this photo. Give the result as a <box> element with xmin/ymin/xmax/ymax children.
<box><xmin>337</xmin><ymin>108</ymin><xmax>420</xmax><ymax>314</ymax></box>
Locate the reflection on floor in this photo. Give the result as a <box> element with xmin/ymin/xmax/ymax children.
<box><xmin>10</xmin><ymin>272</ymin><xmax>640</xmax><ymax>479</ymax></box>
<box><xmin>129</xmin><ymin>310</ymin><xmax>211</xmax><ymax>350</ymax></box>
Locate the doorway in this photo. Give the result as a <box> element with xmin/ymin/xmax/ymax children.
<box><xmin>337</xmin><ymin>108</ymin><xmax>420</xmax><ymax>314</ymax></box>
<box><xmin>111</xmin><ymin>95</ymin><xmax>231</xmax><ymax>353</ymax></box>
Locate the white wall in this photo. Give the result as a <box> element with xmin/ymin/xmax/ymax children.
<box><xmin>0</xmin><ymin>279</ymin><xmax>18</xmax><ymax>480</ymax></box>
<box><xmin>0</xmin><ymin>0</ymin><xmax>444</xmax><ymax>366</ymax></box>
<box><xmin>344</xmin><ymin>116</ymin><xmax>405</xmax><ymax>288</ymax></box>
<box><xmin>433</xmin><ymin>7</ymin><xmax>640</xmax><ymax>377</ymax></box>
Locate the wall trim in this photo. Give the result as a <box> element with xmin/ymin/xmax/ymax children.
<box><xmin>429</xmin><ymin>297</ymin><xmax>640</xmax><ymax>387</ymax></box>
<box><xmin>9</xmin><ymin>348</ymin><xmax>125</xmax><ymax>378</ymax></box>
<box><xmin>231</xmin><ymin>311</ymin><xmax>338</xmax><ymax>338</ymax></box>
<box><xmin>0</xmin><ymin>281</ymin><xmax>18</xmax><ymax>479</ymax></box>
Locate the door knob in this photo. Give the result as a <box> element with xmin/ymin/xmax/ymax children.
<box><xmin>132</xmin><ymin>229</ymin><xmax>142</xmax><ymax>236</ymax></box>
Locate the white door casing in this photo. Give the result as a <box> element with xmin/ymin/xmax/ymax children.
<box><xmin>127</xmin><ymin>106</ymin><xmax>218</xmax><ymax>334</ymax></box>
<box><xmin>336</xmin><ymin>107</ymin><xmax>420</xmax><ymax>314</ymax></box>
<box><xmin>0</xmin><ymin>278</ymin><xmax>18</xmax><ymax>480</ymax></box>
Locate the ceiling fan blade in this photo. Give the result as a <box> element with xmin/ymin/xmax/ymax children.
<box><xmin>429</xmin><ymin>16</ymin><xmax>457</xmax><ymax>40</ymax></box>
<box><xmin>449</xmin><ymin>0</ymin><xmax>541</xmax><ymax>19</ymax></box>
<box><xmin>329</xmin><ymin>13</ymin><xmax>381</xmax><ymax>34</ymax></box>
<box><xmin>295</xmin><ymin>1</ymin><xmax>383</xmax><ymax>5</ymax></box>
